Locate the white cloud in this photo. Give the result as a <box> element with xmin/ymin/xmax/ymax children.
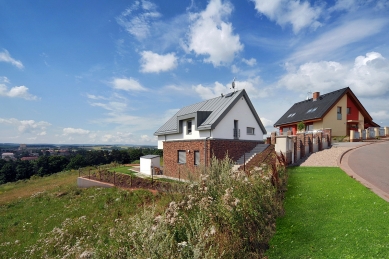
<box><xmin>111</xmin><ymin>77</ymin><xmax>147</xmax><ymax>91</ymax></box>
<box><xmin>289</xmin><ymin>18</ymin><xmax>388</xmax><ymax>63</ymax></box>
<box><xmin>0</xmin><ymin>84</ymin><xmax>38</xmax><ymax>100</ymax></box>
<box><xmin>0</xmin><ymin>118</ymin><xmax>51</xmax><ymax>134</ymax></box>
<box><xmin>242</xmin><ymin>58</ymin><xmax>257</xmax><ymax>66</ymax></box>
<box><xmin>116</xmin><ymin>0</ymin><xmax>161</xmax><ymax>40</ymax></box>
<box><xmin>251</xmin><ymin>0</ymin><xmax>323</xmax><ymax>33</ymax></box>
<box><xmin>231</xmin><ymin>65</ymin><xmax>240</xmax><ymax>73</ymax></box>
<box><xmin>371</xmin><ymin>110</ymin><xmax>389</xmax><ymax>120</ymax></box>
<box><xmin>186</xmin><ymin>0</ymin><xmax>243</xmax><ymax>66</ymax></box>
<box><xmin>140</xmin><ymin>51</ymin><xmax>178</xmax><ymax>73</ymax></box>
<box><xmin>193</xmin><ymin>77</ymin><xmax>270</xmax><ymax>100</ymax></box>
<box><xmin>278</xmin><ymin>52</ymin><xmax>389</xmax><ymax>97</ymax></box>
<box><xmin>63</xmin><ymin>127</ymin><xmax>90</xmax><ymax>135</ymax></box>
<box><xmin>0</xmin><ymin>49</ymin><xmax>24</xmax><ymax>69</ymax></box>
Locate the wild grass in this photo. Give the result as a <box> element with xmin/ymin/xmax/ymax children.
<box><xmin>266</xmin><ymin>166</ymin><xmax>389</xmax><ymax>259</ymax></box>
<box><xmin>0</xmin><ymin>169</ymin><xmax>79</xmax><ymax>205</ymax></box>
<box><xmin>1</xmin><ymin>156</ymin><xmax>287</xmax><ymax>258</ymax></box>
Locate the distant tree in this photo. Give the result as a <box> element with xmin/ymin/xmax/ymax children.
<box><xmin>0</xmin><ymin>162</ymin><xmax>16</xmax><ymax>184</ymax></box>
<box><xmin>129</xmin><ymin>149</ymin><xmax>144</xmax><ymax>162</ymax></box>
<box><xmin>15</xmin><ymin>160</ymin><xmax>34</xmax><ymax>180</ymax></box>
<box><xmin>66</xmin><ymin>155</ymin><xmax>86</xmax><ymax>170</ymax></box>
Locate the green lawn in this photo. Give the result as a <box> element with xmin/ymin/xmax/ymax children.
<box><xmin>110</xmin><ymin>165</ymin><xmax>136</xmax><ymax>175</ymax></box>
<box><xmin>266</xmin><ymin>167</ymin><xmax>389</xmax><ymax>259</ymax></box>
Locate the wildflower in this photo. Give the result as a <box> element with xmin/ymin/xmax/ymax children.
<box><xmin>210</xmin><ymin>226</ymin><xmax>216</xmax><ymax>235</ymax></box>
<box><xmin>178</xmin><ymin>241</ymin><xmax>188</xmax><ymax>247</ymax></box>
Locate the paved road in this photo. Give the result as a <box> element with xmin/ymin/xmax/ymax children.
<box><xmin>340</xmin><ymin>141</ymin><xmax>389</xmax><ymax>202</ymax></box>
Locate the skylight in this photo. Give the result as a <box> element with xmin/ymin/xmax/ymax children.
<box><xmin>306</xmin><ymin>107</ymin><xmax>318</xmax><ymax>113</ymax></box>
<box><xmin>287</xmin><ymin>113</ymin><xmax>296</xmax><ymax>118</ymax></box>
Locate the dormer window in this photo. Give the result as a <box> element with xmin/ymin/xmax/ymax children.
<box><xmin>187</xmin><ymin>120</ymin><xmax>192</xmax><ymax>134</ymax></box>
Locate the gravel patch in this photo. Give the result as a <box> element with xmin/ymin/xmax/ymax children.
<box><xmin>298</xmin><ymin>146</ymin><xmax>353</xmax><ymax>167</ymax></box>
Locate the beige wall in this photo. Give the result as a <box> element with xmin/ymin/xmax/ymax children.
<box><xmin>313</xmin><ymin>120</ymin><xmax>323</xmax><ymax>130</ymax></box>
<box><xmin>358</xmin><ymin>111</ymin><xmax>365</xmax><ymax>130</ymax></box>
<box><xmin>322</xmin><ymin>95</ymin><xmax>347</xmax><ymax>136</ymax></box>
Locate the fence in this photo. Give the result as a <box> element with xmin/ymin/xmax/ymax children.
<box><xmin>272</xmin><ymin>128</ymin><xmax>332</xmax><ymax>165</ymax></box>
<box><xmin>350</xmin><ymin>127</ymin><xmax>389</xmax><ymax>142</ymax></box>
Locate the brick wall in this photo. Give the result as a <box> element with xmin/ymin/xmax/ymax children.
<box><xmin>163</xmin><ymin>139</ymin><xmax>262</xmax><ymax>180</ymax></box>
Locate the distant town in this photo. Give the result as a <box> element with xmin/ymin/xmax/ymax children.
<box><xmin>0</xmin><ymin>143</ymin><xmax>158</xmax><ymax>161</ymax></box>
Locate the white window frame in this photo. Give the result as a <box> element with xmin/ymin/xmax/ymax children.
<box><xmin>246</xmin><ymin>127</ymin><xmax>255</xmax><ymax>135</ymax></box>
<box><xmin>178</xmin><ymin>150</ymin><xmax>186</xmax><ymax>164</ymax></box>
<box><xmin>194</xmin><ymin>151</ymin><xmax>200</xmax><ymax>166</ymax></box>
<box><xmin>187</xmin><ymin>120</ymin><xmax>192</xmax><ymax>135</ymax></box>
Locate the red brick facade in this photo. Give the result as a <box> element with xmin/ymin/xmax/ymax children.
<box><xmin>163</xmin><ymin>139</ymin><xmax>262</xmax><ymax>180</ymax></box>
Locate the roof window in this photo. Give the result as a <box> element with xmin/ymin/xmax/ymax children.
<box><xmin>306</xmin><ymin>107</ymin><xmax>318</xmax><ymax>113</ymax></box>
<box><xmin>287</xmin><ymin>113</ymin><xmax>296</xmax><ymax>118</ymax></box>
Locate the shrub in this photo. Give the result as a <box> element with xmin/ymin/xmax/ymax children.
<box><xmin>26</xmin><ymin>156</ymin><xmax>288</xmax><ymax>258</ymax></box>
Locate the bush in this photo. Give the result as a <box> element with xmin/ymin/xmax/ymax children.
<box><xmin>26</xmin><ymin>156</ymin><xmax>288</xmax><ymax>258</ymax></box>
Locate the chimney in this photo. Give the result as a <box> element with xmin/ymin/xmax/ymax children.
<box><xmin>313</xmin><ymin>92</ymin><xmax>320</xmax><ymax>101</ymax></box>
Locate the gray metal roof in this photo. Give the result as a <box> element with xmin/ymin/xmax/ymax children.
<box><xmin>154</xmin><ymin>89</ymin><xmax>267</xmax><ymax>135</ymax></box>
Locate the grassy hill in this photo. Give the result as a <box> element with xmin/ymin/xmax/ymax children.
<box><xmin>0</xmin><ymin>169</ymin><xmax>175</xmax><ymax>258</ymax></box>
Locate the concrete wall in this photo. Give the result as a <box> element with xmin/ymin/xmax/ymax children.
<box><xmin>77</xmin><ymin>177</ymin><xmax>114</xmax><ymax>188</ymax></box>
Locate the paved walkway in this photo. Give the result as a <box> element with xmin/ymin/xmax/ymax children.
<box><xmin>339</xmin><ymin>141</ymin><xmax>389</xmax><ymax>202</ymax></box>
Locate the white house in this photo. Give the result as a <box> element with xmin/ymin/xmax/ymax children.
<box><xmin>155</xmin><ymin>89</ymin><xmax>266</xmax><ymax>148</ymax></box>
<box><xmin>154</xmin><ymin>89</ymin><xmax>268</xmax><ymax>179</ymax></box>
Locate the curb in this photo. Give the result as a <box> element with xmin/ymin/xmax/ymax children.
<box><xmin>338</xmin><ymin>142</ymin><xmax>389</xmax><ymax>203</ymax></box>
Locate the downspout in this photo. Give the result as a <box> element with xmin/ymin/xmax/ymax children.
<box><xmin>204</xmin><ymin>130</ymin><xmax>211</xmax><ymax>173</ymax></box>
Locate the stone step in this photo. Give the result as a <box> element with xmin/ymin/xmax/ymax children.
<box><xmin>235</xmin><ymin>144</ymin><xmax>269</xmax><ymax>165</ymax></box>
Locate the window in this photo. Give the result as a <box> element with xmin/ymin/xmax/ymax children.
<box><xmin>305</xmin><ymin>124</ymin><xmax>313</xmax><ymax>131</ymax></box>
<box><xmin>347</xmin><ymin>107</ymin><xmax>351</xmax><ymax>114</ymax></box>
<box><xmin>194</xmin><ymin>151</ymin><xmax>200</xmax><ymax>166</ymax></box>
<box><xmin>178</xmin><ymin>150</ymin><xmax>186</xmax><ymax>164</ymax></box>
<box><xmin>287</xmin><ymin>113</ymin><xmax>296</xmax><ymax>118</ymax></box>
<box><xmin>306</xmin><ymin>107</ymin><xmax>318</xmax><ymax>113</ymax></box>
<box><xmin>247</xmin><ymin>127</ymin><xmax>255</xmax><ymax>135</ymax></box>
<box><xmin>337</xmin><ymin>107</ymin><xmax>342</xmax><ymax>120</ymax></box>
<box><xmin>187</xmin><ymin>120</ymin><xmax>192</xmax><ymax>134</ymax></box>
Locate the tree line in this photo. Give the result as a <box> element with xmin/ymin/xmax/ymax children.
<box><xmin>0</xmin><ymin>148</ymin><xmax>162</xmax><ymax>185</ymax></box>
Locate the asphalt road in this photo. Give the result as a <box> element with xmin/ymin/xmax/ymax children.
<box><xmin>341</xmin><ymin>141</ymin><xmax>389</xmax><ymax>201</ymax></box>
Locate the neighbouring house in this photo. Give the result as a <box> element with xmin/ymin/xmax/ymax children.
<box><xmin>140</xmin><ymin>155</ymin><xmax>160</xmax><ymax>175</ymax></box>
<box><xmin>1</xmin><ymin>152</ymin><xmax>15</xmax><ymax>161</ymax></box>
<box><xmin>274</xmin><ymin>87</ymin><xmax>380</xmax><ymax>137</ymax></box>
<box><xmin>21</xmin><ymin>156</ymin><xmax>39</xmax><ymax>161</ymax></box>
<box><xmin>154</xmin><ymin>89</ymin><xmax>269</xmax><ymax>180</ymax></box>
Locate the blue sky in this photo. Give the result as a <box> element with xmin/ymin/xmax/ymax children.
<box><xmin>1</xmin><ymin>0</ymin><xmax>389</xmax><ymax>145</ymax></box>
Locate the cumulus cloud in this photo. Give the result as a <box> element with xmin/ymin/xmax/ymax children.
<box><xmin>186</xmin><ymin>0</ymin><xmax>243</xmax><ymax>66</ymax></box>
<box><xmin>242</xmin><ymin>58</ymin><xmax>257</xmax><ymax>66</ymax></box>
<box><xmin>251</xmin><ymin>0</ymin><xmax>322</xmax><ymax>33</ymax></box>
<box><xmin>0</xmin><ymin>49</ymin><xmax>24</xmax><ymax>69</ymax></box>
<box><xmin>278</xmin><ymin>52</ymin><xmax>389</xmax><ymax>97</ymax></box>
<box><xmin>0</xmin><ymin>84</ymin><xmax>38</xmax><ymax>100</ymax></box>
<box><xmin>0</xmin><ymin>118</ymin><xmax>51</xmax><ymax>134</ymax></box>
<box><xmin>116</xmin><ymin>0</ymin><xmax>161</xmax><ymax>40</ymax></box>
<box><xmin>63</xmin><ymin>127</ymin><xmax>90</xmax><ymax>135</ymax></box>
<box><xmin>110</xmin><ymin>77</ymin><xmax>147</xmax><ymax>91</ymax></box>
<box><xmin>193</xmin><ymin>77</ymin><xmax>270</xmax><ymax>100</ymax></box>
<box><xmin>140</xmin><ymin>51</ymin><xmax>177</xmax><ymax>73</ymax></box>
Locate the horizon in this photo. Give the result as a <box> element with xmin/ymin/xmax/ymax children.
<box><xmin>1</xmin><ymin>0</ymin><xmax>389</xmax><ymax>145</ymax></box>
